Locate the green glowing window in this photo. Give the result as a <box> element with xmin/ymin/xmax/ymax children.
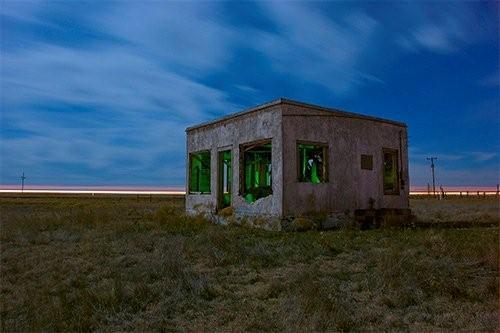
<box><xmin>297</xmin><ymin>141</ymin><xmax>328</xmax><ymax>183</ymax></box>
<box><xmin>240</xmin><ymin>140</ymin><xmax>272</xmax><ymax>203</ymax></box>
<box><xmin>383</xmin><ymin>148</ymin><xmax>399</xmax><ymax>195</ymax></box>
<box><xmin>189</xmin><ymin>151</ymin><xmax>211</xmax><ymax>194</ymax></box>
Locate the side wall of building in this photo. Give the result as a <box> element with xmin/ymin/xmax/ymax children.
<box><xmin>281</xmin><ymin>104</ymin><xmax>409</xmax><ymax>217</ymax></box>
<box><xmin>186</xmin><ymin>106</ymin><xmax>283</xmax><ymax>217</ymax></box>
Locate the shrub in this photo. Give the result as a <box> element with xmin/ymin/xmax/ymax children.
<box><xmin>153</xmin><ymin>205</ymin><xmax>207</xmax><ymax>233</ymax></box>
<box><xmin>290</xmin><ymin>217</ymin><xmax>315</xmax><ymax>232</ymax></box>
<box><xmin>218</xmin><ymin>206</ymin><xmax>234</xmax><ymax>217</ymax></box>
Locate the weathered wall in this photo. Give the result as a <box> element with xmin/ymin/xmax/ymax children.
<box><xmin>281</xmin><ymin>104</ymin><xmax>409</xmax><ymax>217</ymax></box>
<box><xmin>186</xmin><ymin>105</ymin><xmax>283</xmax><ymax>217</ymax></box>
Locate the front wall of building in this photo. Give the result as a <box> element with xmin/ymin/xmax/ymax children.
<box><xmin>186</xmin><ymin>106</ymin><xmax>283</xmax><ymax>217</ymax></box>
<box><xmin>281</xmin><ymin>104</ymin><xmax>409</xmax><ymax>217</ymax></box>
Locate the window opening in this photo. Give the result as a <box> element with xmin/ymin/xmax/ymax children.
<box><xmin>218</xmin><ymin>150</ymin><xmax>232</xmax><ymax>208</ymax></box>
<box><xmin>241</xmin><ymin>141</ymin><xmax>272</xmax><ymax>203</ymax></box>
<box><xmin>298</xmin><ymin>142</ymin><xmax>328</xmax><ymax>183</ymax></box>
<box><xmin>383</xmin><ymin>149</ymin><xmax>399</xmax><ymax>195</ymax></box>
<box><xmin>361</xmin><ymin>154</ymin><xmax>373</xmax><ymax>170</ymax></box>
<box><xmin>189</xmin><ymin>151</ymin><xmax>211</xmax><ymax>193</ymax></box>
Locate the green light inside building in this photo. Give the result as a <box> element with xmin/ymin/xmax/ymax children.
<box><xmin>242</xmin><ymin>142</ymin><xmax>272</xmax><ymax>203</ymax></box>
<box><xmin>189</xmin><ymin>151</ymin><xmax>211</xmax><ymax>193</ymax></box>
<box><xmin>298</xmin><ymin>143</ymin><xmax>327</xmax><ymax>183</ymax></box>
<box><xmin>383</xmin><ymin>150</ymin><xmax>398</xmax><ymax>194</ymax></box>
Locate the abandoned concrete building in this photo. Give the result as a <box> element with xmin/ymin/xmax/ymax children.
<box><xmin>185</xmin><ymin>98</ymin><xmax>409</xmax><ymax>228</ymax></box>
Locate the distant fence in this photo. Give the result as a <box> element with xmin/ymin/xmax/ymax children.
<box><xmin>0</xmin><ymin>189</ymin><xmax>185</xmax><ymax>200</ymax></box>
<box><xmin>0</xmin><ymin>189</ymin><xmax>185</xmax><ymax>195</ymax></box>
<box><xmin>410</xmin><ymin>190</ymin><xmax>499</xmax><ymax>198</ymax></box>
<box><xmin>1</xmin><ymin>188</ymin><xmax>498</xmax><ymax>198</ymax></box>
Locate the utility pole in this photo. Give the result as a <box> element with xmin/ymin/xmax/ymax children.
<box><xmin>21</xmin><ymin>172</ymin><xmax>26</xmax><ymax>194</ymax></box>
<box><xmin>426</xmin><ymin>157</ymin><xmax>437</xmax><ymax>196</ymax></box>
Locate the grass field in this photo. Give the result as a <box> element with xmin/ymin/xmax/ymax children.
<box><xmin>1</xmin><ymin>196</ymin><xmax>498</xmax><ymax>331</ymax></box>
<box><xmin>411</xmin><ymin>196</ymin><xmax>499</xmax><ymax>227</ymax></box>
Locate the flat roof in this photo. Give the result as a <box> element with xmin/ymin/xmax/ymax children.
<box><xmin>185</xmin><ymin>98</ymin><xmax>407</xmax><ymax>132</ymax></box>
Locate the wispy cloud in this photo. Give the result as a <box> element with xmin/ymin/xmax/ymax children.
<box><xmin>1</xmin><ymin>1</ymin><xmax>498</xmax><ymax>186</ymax></box>
<box><xmin>412</xmin><ymin>25</ymin><xmax>455</xmax><ymax>53</ymax></box>
<box><xmin>93</xmin><ymin>2</ymin><xmax>235</xmax><ymax>73</ymax></box>
<box><xmin>478</xmin><ymin>73</ymin><xmax>500</xmax><ymax>87</ymax></box>
<box><xmin>0</xmin><ymin>1</ymin><xmax>51</xmax><ymax>26</ymax></box>
<box><xmin>409</xmin><ymin>147</ymin><xmax>498</xmax><ymax>186</ymax></box>
<box><xmin>469</xmin><ymin>152</ymin><xmax>498</xmax><ymax>162</ymax></box>
<box><xmin>234</xmin><ymin>85</ymin><xmax>259</xmax><ymax>95</ymax></box>
<box><xmin>0</xmin><ymin>3</ymin><xmax>239</xmax><ymax>184</ymax></box>
<box><xmin>410</xmin><ymin>162</ymin><xmax>499</xmax><ymax>187</ymax></box>
<box><xmin>411</xmin><ymin>151</ymin><xmax>498</xmax><ymax>163</ymax></box>
<box><xmin>395</xmin><ymin>2</ymin><xmax>494</xmax><ymax>54</ymax></box>
<box><xmin>250</xmin><ymin>2</ymin><xmax>382</xmax><ymax>94</ymax></box>
<box><xmin>1</xmin><ymin>1</ymin><xmax>390</xmax><ymax>185</ymax></box>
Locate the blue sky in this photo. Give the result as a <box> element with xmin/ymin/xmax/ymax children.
<box><xmin>1</xmin><ymin>1</ymin><xmax>498</xmax><ymax>187</ymax></box>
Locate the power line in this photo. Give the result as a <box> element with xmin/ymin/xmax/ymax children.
<box><xmin>426</xmin><ymin>157</ymin><xmax>437</xmax><ymax>196</ymax></box>
<box><xmin>21</xmin><ymin>172</ymin><xmax>26</xmax><ymax>194</ymax></box>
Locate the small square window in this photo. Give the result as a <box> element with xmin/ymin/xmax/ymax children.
<box><xmin>361</xmin><ymin>154</ymin><xmax>373</xmax><ymax>170</ymax></box>
<box><xmin>297</xmin><ymin>141</ymin><xmax>328</xmax><ymax>183</ymax></box>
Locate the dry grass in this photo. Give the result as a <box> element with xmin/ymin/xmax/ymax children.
<box><xmin>411</xmin><ymin>196</ymin><xmax>499</xmax><ymax>227</ymax></box>
<box><xmin>0</xmin><ymin>196</ymin><xmax>498</xmax><ymax>331</ymax></box>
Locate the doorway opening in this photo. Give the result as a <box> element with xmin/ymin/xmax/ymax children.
<box><xmin>218</xmin><ymin>150</ymin><xmax>232</xmax><ymax>209</ymax></box>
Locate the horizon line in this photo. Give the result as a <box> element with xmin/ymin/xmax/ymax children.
<box><xmin>0</xmin><ymin>184</ymin><xmax>498</xmax><ymax>194</ymax></box>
